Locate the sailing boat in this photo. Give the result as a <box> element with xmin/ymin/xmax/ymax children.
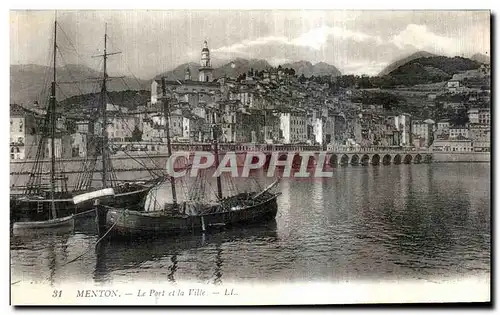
<box><xmin>10</xmin><ymin>21</ymin><xmax>163</xmax><ymax>223</ymax></box>
<box><xmin>105</xmin><ymin>78</ymin><xmax>281</xmax><ymax>238</ymax></box>
<box><xmin>85</xmin><ymin>23</ymin><xmax>163</xmax><ymax>211</ymax></box>
<box><xmin>12</xmin><ymin>19</ymin><xmax>75</xmax><ymax>232</ymax></box>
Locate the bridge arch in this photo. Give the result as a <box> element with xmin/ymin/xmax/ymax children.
<box><xmin>371</xmin><ymin>154</ymin><xmax>380</xmax><ymax>165</ymax></box>
<box><xmin>361</xmin><ymin>154</ymin><xmax>370</xmax><ymax>166</ymax></box>
<box><xmin>329</xmin><ymin>154</ymin><xmax>338</xmax><ymax>167</ymax></box>
<box><xmin>403</xmin><ymin>154</ymin><xmax>412</xmax><ymax>164</ymax></box>
<box><xmin>292</xmin><ymin>153</ymin><xmax>301</xmax><ymax>167</ymax></box>
<box><xmin>350</xmin><ymin>154</ymin><xmax>359</xmax><ymax>165</ymax></box>
<box><xmin>393</xmin><ymin>154</ymin><xmax>402</xmax><ymax>165</ymax></box>
<box><xmin>264</xmin><ymin>153</ymin><xmax>272</xmax><ymax>167</ymax></box>
<box><xmin>414</xmin><ymin>154</ymin><xmax>422</xmax><ymax>164</ymax></box>
<box><xmin>278</xmin><ymin>153</ymin><xmax>288</xmax><ymax>161</ymax></box>
<box><xmin>424</xmin><ymin>154</ymin><xmax>432</xmax><ymax>163</ymax></box>
<box><xmin>382</xmin><ymin>154</ymin><xmax>392</xmax><ymax>165</ymax></box>
<box><xmin>340</xmin><ymin>154</ymin><xmax>349</xmax><ymax>166</ymax></box>
<box><xmin>176</xmin><ymin>155</ymin><xmax>189</xmax><ymax>169</ymax></box>
<box><xmin>307</xmin><ymin>156</ymin><xmax>316</xmax><ymax>168</ymax></box>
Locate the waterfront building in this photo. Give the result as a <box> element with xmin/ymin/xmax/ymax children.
<box><xmin>412</xmin><ymin>120</ymin><xmax>434</xmax><ymax>147</ymax></box>
<box><xmin>436</xmin><ymin>120</ymin><xmax>450</xmax><ymax>136</ymax></box>
<box><xmin>182</xmin><ymin>113</ymin><xmax>205</xmax><ymax>142</ymax></box>
<box><xmin>394</xmin><ymin>113</ymin><xmax>412</xmax><ymax>146</ymax></box>
<box><xmin>469</xmin><ymin>123</ymin><xmax>491</xmax><ymax>152</ymax></box>
<box><xmin>468</xmin><ymin>108</ymin><xmax>480</xmax><ymax>124</ymax></box>
<box><xmin>107</xmin><ymin>114</ymin><xmax>137</xmax><ymax>142</ymax></box>
<box><xmin>279</xmin><ymin>109</ymin><xmax>308</xmax><ymax>144</ymax></box>
<box><xmin>478</xmin><ymin>108</ymin><xmax>490</xmax><ymax>125</ymax></box>
<box><xmin>449</xmin><ymin>126</ymin><xmax>469</xmax><ymax>139</ymax></box>
<box><xmin>71</xmin><ymin>120</ymin><xmax>92</xmax><ymax>157</ymax></box>
<box><xmin>71</xmin><ymin>132</ymin><xmax>87</xmax><ymax>157</ymax></box>
<box><xmin>10</xmin><ymin>104</ymin><xmax>27</xmax><ymax>160</ymax></box>
<box><xmin>432</xmin><ymin>137</ymin><xmax>473</xmax><ymax>152</ymax></box>
<box><xmin>10</xmin><ymin>104</ymin><xmax>46</xmax><ymax>160</ymax></box>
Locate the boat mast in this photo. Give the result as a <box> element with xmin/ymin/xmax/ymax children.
<box><xmin>212</xmin><ymin>107</ymin><xmax>223</xmax><ymax>200</ymax></box>
<box><xmin>101</xmin><ymin>24</ymin><xmax>109</xmax><ymax>188</ymax></box>
<box><xmin>161</xmin><ymin>77</ymin><xmax>177</xmax><ymax>206</ymax></box>
<box><xmin>49</xmin><ymin>18</ymin><xmax>58</xmax><ymax>220</ymax></box>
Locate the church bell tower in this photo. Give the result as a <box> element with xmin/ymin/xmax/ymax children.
<box><xmin>199</xmin><ymin>40</ymin><xmax>213</xmax><ymax>82</ymax></box>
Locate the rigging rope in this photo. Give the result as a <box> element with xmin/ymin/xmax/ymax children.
<box><xmin>59</xmin><ymin>212</ymin><xmax>124</xmax><ymax>267</ymax></box>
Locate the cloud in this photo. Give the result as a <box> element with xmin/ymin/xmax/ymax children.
<box><xmin>391</xmin><ymin>24</ymin><xmax>456</xmax><ymax>55</ymax></box>
<box><xmin>211</xmin><ymin>25</ymin><xmax>382</xmax><ymax>57</ymax></box>
<box><xmin>291</xmin><ymin>25</ymin><xmax>382</xmax><ymax>50</ymax></box>
<box><xmin>212</xmin><ymin>36</ymin><xmax>289</xmax><ymax>55</ymax></box>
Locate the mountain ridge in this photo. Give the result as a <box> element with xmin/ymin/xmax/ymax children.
<box><xmin>378</xmin><ymin>51</ymin><xmax>437</xmax><ymax>76</ymax></box>
<box><xmin>153</xmin><ymin>58</ymin><xmax>342</xmax><ymax>81</ymax></box>
<box><xmin>386</xmin><ymin>55</ymin><xmax>482</xmax><ymax>86</ymax></box>
<box><xmin>10</xmin><ymin>64</ymin><xmax>150</xmax><ymax>106</ymax></box>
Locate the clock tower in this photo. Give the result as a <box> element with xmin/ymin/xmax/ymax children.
<box><xmin>199</xmin><ymin>41</ymin><xmax>213</xmax><ymax>82</ymax></box>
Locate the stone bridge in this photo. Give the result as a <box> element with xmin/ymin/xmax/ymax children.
<box><xmin>11</xmin><ymin>143</ymin><xmax>433</xmax><ymax>178</ymax></box>
<box><xmin>165</xmin><ymin>143</ymin><xmax>433</xmax><ymax>168</ymax></box>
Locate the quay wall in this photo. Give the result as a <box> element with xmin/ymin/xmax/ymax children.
<box><xmin>11</xmin><ymin>150</ymin><xmax>491</xmax><ymax>176</ymax></box>
<box><xmin>10</xmin><ymin>151</ymin><xmax>490</xmax><ymax>188</ymax></box>
<box><xmin>432</xmin><ymin>152</ymin><xmax>490</xmax><ymax>163</ymax></box>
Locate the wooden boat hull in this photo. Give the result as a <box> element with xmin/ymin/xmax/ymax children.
<box><xmin>106</xmin><ymin>194</ymin><xmax>279</xmax><ymax>238</ymax></box>
<box><xmin>12</xmin><ymin>215</ymin><xmax>74</xmax><ymax>235</ymax></box>
<box><xmin>10</xmin><ymin>185</ymin><xmax>153</xmax><ymax>223</ymax></box>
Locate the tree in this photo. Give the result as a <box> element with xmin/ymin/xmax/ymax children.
<box><xmin>131</xmin><ymin>126</ymin><xmax>143</xmax><ymax>142</ymax></box>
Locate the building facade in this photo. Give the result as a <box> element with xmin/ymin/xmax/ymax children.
<box><xmin>411</xmin><ymin>121</ymin><xmax>434</xmax><ymax>147</ymax></box>
<box><xmin>279</xmin><ymin>111</ymin><xmax>308</xmax><ymax>144</ymax></box>
<box><xmin>432</xmin><ymin>138</ymin><xmax>473</xmax><ymax>152</ymax></box>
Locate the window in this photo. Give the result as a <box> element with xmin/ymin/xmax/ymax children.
<box><xmin>19</xmin><ymin>122</ymin><xmax>23</xmax><ymax>133</ymax></box>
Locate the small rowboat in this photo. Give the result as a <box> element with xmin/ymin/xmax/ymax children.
<box><xmin>12</xmin><ymin>215</ymin><xmax>74</xmax><ymax>233</ymax></box>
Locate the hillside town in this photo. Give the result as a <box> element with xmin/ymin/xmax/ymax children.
<box><xmin>10</xmin><ymin>41</ymin><xmax>491</xmax><ymax>161</ymax></box>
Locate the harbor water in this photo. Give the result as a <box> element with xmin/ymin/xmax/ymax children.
<box><xmin>10</xmin><ymin>163</ymin><xmax>490</xmax><ymax>285</ymax></box>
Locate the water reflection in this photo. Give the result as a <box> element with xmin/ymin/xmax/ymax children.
<box><xmin>168</xmin><ymin>254</ymin><xmax>178</xmax><ymax>283</ymax></box>
<box><xmin>212</xmin><ymin>243</ymin><xmax>223</xmax><ymax>285</ymax></box>
<box><xmin>90</xmin><ymin>220</ymin><xmax>278</xmax><ymax>284</ymax></box>
<box><xmin>10</xmin><ymin>164</ymin><xmax>490</xmax><ymax>284</ymax></box>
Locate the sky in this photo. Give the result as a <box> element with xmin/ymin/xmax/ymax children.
<box><xmin>10</xmin><ymin>10</ymin><xmax>490</xmax><ymax>79</ymax></box>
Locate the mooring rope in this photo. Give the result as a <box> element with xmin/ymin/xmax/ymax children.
<box><xmin>72</xmin><ymin>208</ymin><xmax>97</xmax><ymax>217</ymax></box>
<box><xmin>59</xmin><ymin>212</ymin><xmax>124</xmax><ymax>267</ymax></box>
<box><xmin>10</xmin><ymin>212</ymin><xmax>124</xmax><ymax>286</ymax></box>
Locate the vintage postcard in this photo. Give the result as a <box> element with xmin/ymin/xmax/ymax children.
<box><xmin>9</xmin><ymin>9</ymin><xmax>491</xmax><ymax>305</ymax></box>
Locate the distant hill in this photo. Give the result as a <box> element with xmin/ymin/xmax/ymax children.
<box><xmin>153</xmin><ymin>62</ymin><xmax>200</xmax><ymax>81</ymax></box>
<box><xmin>10</xmin><ymin>64</ymin><xmax>150</xmax><ymax>106</ymax></box>
<box><xmin>155</xmin><ymin>58</ymin><xmax>273</xmax><ymax>81</ymax></box>
<box><xmin>387</xmin><ymin>56</ymin><xmax>482</xmax><ymax>86</ymax></box>
<box><xmin>378</xmin><ymin>51</ymin><xmax>436</xmax><ymax>76</ymax></box>
<box><xmin>282</xmin><ymin>61</ymin><xmax>341</xmax><ymax>77</ymax></box>
<box><xmin>58</xmin><ymin>90</ymin><xmax>151</xmax><ymax>112</ymax></box>
<box><xmin>470</xmin><ymin>53</ymin><xmax>490</xmax><ymax>64</ymax></box>
<box><xmin>215</xmin><ymin>58</ymin><xmax>272</xmax><ymax>79</ymax></box>
<box><xmin>153</xmin><ymin>58</ymin><xmax>341</xmax><ymax>81</ymax></box>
